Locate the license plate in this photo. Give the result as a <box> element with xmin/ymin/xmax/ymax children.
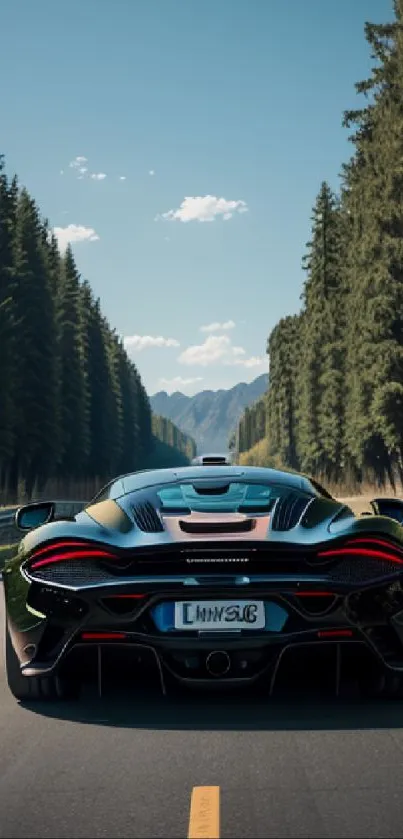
<box><xmin>174</xmin><ymin>600</ymin><xmax>265</xmax><ymax>631</ymax></box>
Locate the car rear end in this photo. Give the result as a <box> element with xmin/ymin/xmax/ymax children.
<box><xmin>7</xmin><ymin>473</ymin><xmax>403</xmax><ymax>699</ymax></box>
<box><xmin>12</xmin><ymin>526</ymin><xmax>403</xmax><ymax>698</ymax></box>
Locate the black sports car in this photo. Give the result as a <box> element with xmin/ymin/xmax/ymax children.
<box><xmin>4</xmin><ymin>464</ymin><xmax>403</xmax><ymax>701</ymax></box>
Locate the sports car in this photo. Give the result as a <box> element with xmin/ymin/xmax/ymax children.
<box><xmin>4</xmin><ymin>463</ymin><xmax>403</xmax><ymax>701</ymax></box>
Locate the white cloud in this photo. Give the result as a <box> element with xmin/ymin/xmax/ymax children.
<box><xmin>178</xmin><ymin>334</ymin><xmax>267</xmax><ymax>370</ymax></box>
<box><xmin>200</xmin><ymin>320</ymin><xmax>235</xmax><ymax>333</ymax></box>
<box><xmin>233</xmin><ymin>355</ymin><xmax>268</xmax><ymax>369</ymax></box>
<box><xmin>60</xmin><ymin>169</ymin><xmax>64</xmax><ymax>175</ymax></box>
<box><xmin>119</xmin><ymin>175</ymin><xmax>126</xmax><ymax>180</ymax></box>
<box><xmin>69</xmin><ymin>156</ymin><xmax>87</xmax><ymax>169</ymax></box>
<box><xmin>157</xmin><ymin>195</ymin><xmax>248</xmax><ymax>223</ymax></box>
<box><xmin>178</xmin><ymin>335</ymin><xmax>244</xmax><ymax>366</ymax></box>
<box><xmin>65</xmin><ymin>158</ymin><xmax>109</xmax><ymax>182</ymax></box>
<box><xmin>52</xmin><ymin>224</ymin><xmax>100</xmax><ymax>252</ymax></box>
<box><xmin>123</xmin><ymin>335</ymin><xmax>180</xmax><ymax>352</ymax></box>
<box><xmin>149</xmin><ymin>169</ymin><xmax>155</xmax><ymax>176</ymax></box>
<box><xmin>158</xmin><ymin>376</ymin><xmax>203</xmax><ymax>393</ymax></box>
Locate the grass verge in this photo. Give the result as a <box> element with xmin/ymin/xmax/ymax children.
<box><xmin>0</xmin><ymin>543</ymin><xmax>18</xmax><ymax>570</ymax></box>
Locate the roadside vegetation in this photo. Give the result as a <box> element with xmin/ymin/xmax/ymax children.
<box><xmin>236</xmin><ymin>2</ymin><xmax>403</xmax><ymax>495</ymax></box>
<box><xmin>0</xmin><ymin>158</ymin><xmax>195</xmax><ymax>505</ymax></box>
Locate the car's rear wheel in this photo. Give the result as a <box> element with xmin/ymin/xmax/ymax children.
<box><xmin>5</xmin><ymin>624</ymin><xmax>79</xmax><ymax>701</ymax></box>
<box><xmin>359</xmin><ymin>667</ymin><xmax>403</xmax><ymax>700</ymax></box>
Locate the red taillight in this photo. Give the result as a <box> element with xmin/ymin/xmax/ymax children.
<box><xmin>347</xmin><ymin>538</ymin><xmax>403</xmax><ymax>551</ymax></box>
<box><xmin>109</xmin><ymin>594</ymin><xmax>146</xmax><ymax>599</ymax></box>
<box><xmin>296</xmin><ymin>591</ymin><xmax>334</xmax><ymax>597</ymax></box>
<box><xmin>317</xmin><ymin>538</ymin><xmax>403</xmax><ymax>565</ymax></box>
<box><xmin>317</xmin><ymin>629</ymin><xmax>353</xmax><ymax>638</ymax></box>
<box><xmin>81</xmin><ymin>632</ymin><xmax>126</xmax><ymax>640</ymax></box>
<box><xmin>29</xmin><ymin>541</ymin><xmax>117</xmax><ymax>569</ymax></box>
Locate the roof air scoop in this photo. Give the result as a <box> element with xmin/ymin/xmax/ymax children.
<box><xmin>192</xmin><ymin>483</ymin><xmax>230</xmax><ymax>495</ymax></box>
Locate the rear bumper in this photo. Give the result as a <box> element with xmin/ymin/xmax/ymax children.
<box><xmin>20</xmin><ymin>636</ymin><xmax>378</xmax><ymax>699</ymax></box>
<box><xmin>6</xmin><ymin>570</ymin><xmax>403</xmax><ymax>690</ymax></box>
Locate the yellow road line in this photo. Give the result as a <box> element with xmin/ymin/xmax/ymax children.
<box><xmin>188</xmin><ymin>786</ymin><xmax>220</xmax><ymax>839</ymax></box>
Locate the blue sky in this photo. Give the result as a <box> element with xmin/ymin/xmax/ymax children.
<box><xmin>1</xmin><ymin>0</ymin><xmax>393</xmax><ymax>396</ymax></box>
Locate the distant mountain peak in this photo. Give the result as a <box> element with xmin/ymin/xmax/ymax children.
<box><xmin>150</xmin><ymin>374</ymin><xmax>268</xmax><ymax>453</ymax></box>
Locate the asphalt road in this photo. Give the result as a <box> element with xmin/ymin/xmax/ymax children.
<box><xmin>2</xmin><ymin>587</ymin><xmax>403</xmax><ymax>838</ymax></box>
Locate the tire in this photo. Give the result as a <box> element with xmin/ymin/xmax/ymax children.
<box><xmin>360</xmin><ymin>667</ymin><xmax>403</xmax><ymax>700</ymax></box>
<box><xmin>5</xmin><ymin>623</ymin><xmax>79</xmax><ymax>702</ymax></box>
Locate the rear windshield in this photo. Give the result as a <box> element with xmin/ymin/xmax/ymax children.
<box><xmin>156</xmin><ymin>481</ymin><xmax>312</xmax><ymax>514</ymax></box>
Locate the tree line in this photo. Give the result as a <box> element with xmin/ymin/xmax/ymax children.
<box><xmin>236</xmin><ymin>1</ymin><xmax>403</xmax><ymax>490</ymax></box>
<box><xmin>150</xmin><ymin>414</ymin><xmax>196</xmax><ymax>468</ymax></box>
<box><xmin>0</xmin><ymin>156</ymin><xmax>195</xmax><ymax>502</ymax></box>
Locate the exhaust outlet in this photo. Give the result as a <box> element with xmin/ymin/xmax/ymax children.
<box><xmin>206</xmin><ymin>650</ymin><xmax>231</xmax><ymax>677</ymax></box>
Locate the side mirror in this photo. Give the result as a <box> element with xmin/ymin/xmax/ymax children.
<box><xmin>15</xmin><ymin>501</ymin><xmax>55</xmax><ymax>531</ymax></box>
<box><xmin>370</xmin><ymin>497</ymin><xmax>403</xmax><ymax>524</ymax></box>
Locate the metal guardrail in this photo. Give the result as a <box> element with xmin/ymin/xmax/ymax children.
<box><xmin>0</xmin><ymin>509</ymin><xmax>16</xmax><ymax>525</ymax></box>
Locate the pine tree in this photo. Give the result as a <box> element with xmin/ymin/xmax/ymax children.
<box><xmin>266</xmin><ymin>315</ymin><xmax>301</xmax><ymax>469</ymax></box>
<box><xmin>57</xmin><ymin>246</ymin><xmax>90</xmax><ymax>480</ymax></box>
<box><xmin>0</xmin><ymin>158</ymin><xmax>17</xmax><ymax>489</ymax></box>
<box><xmin>297</xmin><ymin>182</ymin><xmax>345</xmax><ymax>480</ymax></box>
<box><xmin>342</xmin><ymin>0</ymin><xmax>403</xmax><ymax>486</ymax></box>
<box><xmin>9</xmin><ymin>189</ymin><xmax>59</xmax><ymax>496</ymax></box>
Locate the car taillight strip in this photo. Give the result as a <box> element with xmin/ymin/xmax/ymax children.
<box><xmin>30</xmin><ymin>540</ymin><xmax>95</xmax><ymax>559</ymax></box>
<box><xmin>108</xmin><ymin>594</ymin><xmax>146</xmax><ymax>599</ymax></box>
<box><xmin>81</xmin><ymin>632</ymin><xmax>126</xmax><ymax>640</ymax></box>
<box><xmin>295</xmin><ymin>591</ymin><xmax>335</xmax><ymax>597</ymax></box>
<box><xmin>317</xmin><ymin>629</ymin><xmax>353</xmax><ymax>638</ymax></box>
<box><xmin>346</xmin><ymin>537</ymin><xmax>403</xmax><ymax>553</ymax></box>
<box><xmin>317</xmin><ymin>546</ymin><xmax>403</xmax><ymax>564</ymax></box>
<box><xmin>30</xmin><ymin>548</ymin><xmax>117</xmax><ymax>569</ymax></box>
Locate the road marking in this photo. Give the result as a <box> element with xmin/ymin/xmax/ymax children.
<box><xmin>188</xmin><ymin>786</ymin><xmax>220</xmax><ymax>838</ymax></box>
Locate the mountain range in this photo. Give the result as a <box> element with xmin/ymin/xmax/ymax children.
<box><xmin>150</xmin><ymin>374</ymin><xmax>268</xmax><ymax>454</ymax></box>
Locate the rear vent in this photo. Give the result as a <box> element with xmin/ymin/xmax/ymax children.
<box><xmin>271</xmin><ymin>493</ymin><xmax>310</xmax><ymax>532</ymax></box>
<box><xmin>295</xmin><ymin>593</ymin><xmax>337</xmax><ymax>615</ymax></box>
<box><xmin>132</xmin><ymin>502</ymin><xmax>164</xmax><ymax>533</ymax></box>
<box><xmin>179</xmin><ymin>518</ymin><xmax>254</xmax><ymax>534</ymax></box>
<box><xmin>101</xmin><ymin>597</ymin><xmax>143</xmax><ymax>616</ymax></box>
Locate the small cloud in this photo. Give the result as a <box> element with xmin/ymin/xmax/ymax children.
<box><xmin>149</xmin><ymin>169</ymin><xmax>155</xmax><ymax>176</ymax></box>
<box><xmin>119</xmin><ymin>175</ymin><xmax>126</xmax><ymax>181</ymax></box>
<box><xmin>78</xmin><ymin>166</ymin><xmax>88</xmax><ymax>175</ymax></box>
<box><xmin>69</xmin><ymin>156</ymin><xmax>87</xmax><ymax>169</ymax></box>
<box><xmin>60</xmin><ymin>169</ymin><xmax>64</xmax><ymax>175</ymax></box>
<box><xmin>233</xmin><ymin>355</ymin><xmax>268</xmax><ymax>369</ymax></box>
<box><xmin>158</xmin><ymin>376</ymin><xmax>203</xmax><ymax>393</ymax></box>
<box><xmin>178</xmin><ymin>335</ymin><xmax>244</xmax><ymax>367</ymax></box>
<box><xmin>90</xmin><ymin>172</ymin><xmax>107</xmax><ymax>180</ymax></box>
<box><xmin>123</xmin><ymin>335</ymin><xmax>180</xmax><ymax>352</ymax></box>
<box><xmin>200</xmin><ymin>320</ymin><xmax>235</xmax><ymax>333</ymax></box>
<box><xmin>178</xmin><ymin>334</ymin><xmax>266</xmax><ymax>370</ymax></box>
<box><xmin>157</xmin><ymin>195</ymin><xmax>248</xmax><ymax>223</ymax></box>
<box><xmin>52</xmin><ymin>224</ymin><xmax>100</xmax><ymax>252</ymax></box>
